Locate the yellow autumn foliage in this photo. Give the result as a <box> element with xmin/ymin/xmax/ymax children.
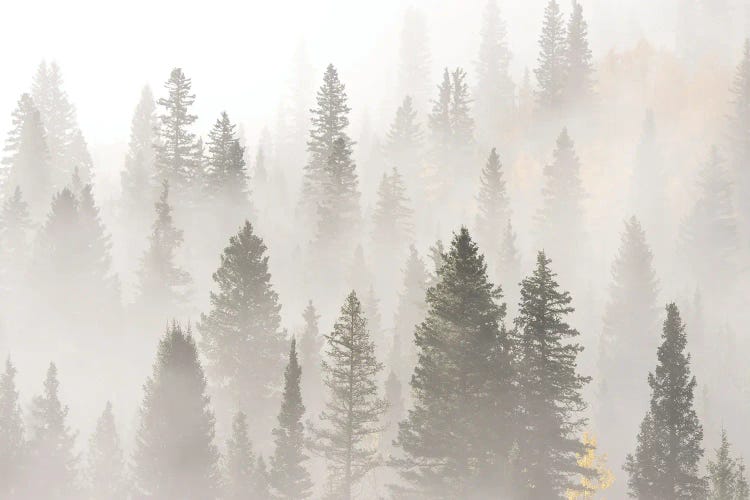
<box><xmin>565</xmin><ymin>432</ymin><xmax>615</xmax><ymax>500</ymax></box>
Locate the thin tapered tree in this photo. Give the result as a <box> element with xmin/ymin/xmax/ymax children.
<box><xmin>0</xmin><ymin>358</ymin><xmax>24</xmax><ymax>497</ymax></box>
<box><xmin>88</xmin><ymin>401</ymin><xmax>126</xmax><ymax>499</ymax></box>
<box><xmin>563</xmin><ymin>1</ymin><xmax>594</xmax><ymax>106</ymax></box>
<box><xmin>475</xmin><ymin>147</ymin><xmax>509</xmax><ymax>260</ymax></box>
<box><xmin>121</xmin><ymin>86</ymin><xmax>157</xmax><ymax>219</ymax></box>
<box><xmin>535</xmin><ymin>0</ymin><xmax>567</xmax><ymax>111</ymax></box>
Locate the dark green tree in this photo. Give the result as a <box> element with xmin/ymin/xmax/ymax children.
<box><xmin>312</xmin><ymin>291</ymin><xmax>387</xmax><ymax>500</ymax></box>
<box><xmin>625</xmin><ymin>304</ymin><xmax>706</xmax><ymax>499</ymax></box>
<box><xmin>88</xmin><ymin>401</ymin><xmax>126</xmax><ymax>499</ymax></box>
<box><xmin>535</xmin><ymin>0</ymin><xmax>567</xmax><ymax>111</ymax></box>
<box><xmin>396</xmin><ymin>228</ymin><xmax>512</xmax><ymax>498</ymax></box>
<box><xmin>134</xmin><ymin>323</ymin><xmax>219</xmax><ymax>499</ymax></box>
<box><xmin>513</xmin><ymin>251</ymin><xmax>590</xmax><ymax>498</ymax></box>
<box><xmin>270</xmin><ymin>338</ymin><xmax>312</xmax><ymax>499</ymax></box>
<box><xmin>0</xmin><ymin>358</ymin><xmax>24</xmax><ymax>498</ymax></box>
<box><xmin>204</xmin><ymin>111</ymin><xmax>248</xmax><ymax>207</ymax></box>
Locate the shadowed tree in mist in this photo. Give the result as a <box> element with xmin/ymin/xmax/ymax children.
<box><xmin>224</xmin><ymin>411</ymin><xmax>270</xmax><ymax>500</ymax></box>
<box><xmin>496</xmin><ymin>219</ymin><xmax>521</xmax><ymax>312</ymax></box>
<box><xmin>298</xmin><ymin>300</ymin><xmax>324</xmax><ymax>417</ymax></box>
<box><xmin>728</xmin><ymin>39</ymin><xmax>750</xmax><ymax>238</ymax></box>
<box><xmin>398</xmin><ymin>7</ymin><xmax>431</xmax><ymax>112</ymax></box>
<box><xmin>204</xmin><ymin>111</ymin><xmax>249</xmax><ymax>210</ymax></box>
<box><xmin>563</xmin><ymin>1</ymin><xmax>594</xmax><ymax>107</ymax></box>
<box><xmin>395</xmin><ymin>228</ymin><xmax>512</xmax><ymax>498</ymax></box>
<box><xmin>27</xmin><ymin>363</ymin><xmax>79</xmax><ymax>499</ymax></box>
<box><xmin>707</xmin><ymin>429</ymin><xmax>750</xmax><ymax>500</ymax></box>
<box><xmin>88</xmin><ymin>401</ymin><xmax>126</xmax><ymax>499</ymax></box>
<box><xmin>630</xmin><ymin>110</ymin><xmax>664</xmax><ymax>239</ymax></box>
<box><xmin>134</xmin><ymin>323</ymin><xmax>219</xmax><ymax>499</ymax></box>
<box><xmin>0</xmin><ymin>359</ymin><xmax>24</xmax><ymax>498</ymax></box>
<box><xmin>270</xmin><ymin>338</ymin><xmax>312</xmax><ymax>499</ymax></box>
<box><xmin>0</xmin><ymin>187</ymin><xmax>31</xmax><ymax>292</ymax></box>
<box><xmin>121</xmin><ymin>86</ymin><xmax>157</xmax><ymax>220</ymax></box>
<box><xmin>384</xmin><ymin>95</ymin><xmax>423</xmax><ymax>185</ymax></box>
<box><xmin>625</xmin><ymin>304</ymin><xmax>706</xmax><ymax>499</ymax></box>
<box><xmin>312</xmin><ymin>291</ymin><xmax>387</xmax><ymax>500</ymax></box>
<box><xmin>474</xmin><ymin>147</ymin><xmax>510</xmax><ymax>261</ymax></box>
<box><xmin>199</xmin><ymin>220</ymin><xmax>286</xmax><ymax>428</ymax></box>
<box><xmin>372</xmin><ymin>167</ymin><xmax>413</xmax><ymax>252</ymax></box>
<box><xmin>535</xmin><ymin>0</ymin><xmax>567</xmax><ymax>112</ymax></box>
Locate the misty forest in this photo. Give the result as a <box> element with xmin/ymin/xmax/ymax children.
<box><xmin>1</xmin><ymin>0</ymin><xmax>750</xmax><ymax>498</ymax></box>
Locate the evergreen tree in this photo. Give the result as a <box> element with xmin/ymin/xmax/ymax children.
<box><xmin>625</xmin><ymin>304</ymin><xmax>706</xmax><ymax>499</ymax></box>
<box><xmin>728</xmin><ymin>39</ymin><xmax>750</xmax><ymax>237</ymax></box>
<box><xmin>270</xmin><ymin>338</ymin><xmax>312</xmax><ymax>499</ymax></box>
<box><xmin>298</xmin><ymin>300</ymin><xmax>324</xmax><ymax>416</ymax></box>
<box><xmin>384</xmin><ymin>96</ymin><xmax>423</xmax><ymax>183</ymax></box>
<box><xmin>155</xmin><ymin>68</ymin><xmax>200</xmax><ymax>190</ymax></box>
<box><xmin>224</xmin><ymin>411</ymin><xmax>258</xmax><ymax>500</ymax></box>
<box><xmin>199</xmin><ymin>221</ymin><xmax>286</xmax><ymax>423</ymax></box>
<box><xmin>513</xmin><ymin>251</ymin><xmax>590</xmax><ymax>498</ymax></box>
<box><xmin>535</xmin><ymin>0</ymin><xmax>567</xmax><ymax>111</ymax></box>
<box><xmin>1</xmin><ymin>94</ymin><xmax>36</xmax><ymax>189</ymax></box>
<box><xmin>204</xmin><ymin>111</ymin><xmax>248</xmax><ymax>207</ymax></box>
<box><xmin>0</xmin><ymin>187</ymin><xmax>31</xmax><ymax>291</ymax></box>
<box><xmin>255</xmin><ymin>456</ymin><xmax>272</xmax><ymax>498</ymax></box>
<box><xmin>474</xmin><ymin>0</ymin><xmax>514</xmax><ymax>146</ymax></box>
<box><xmin>596</xmin><ymin>217</ymin><xmax>659</xmax><ymax>486</ymax></box>
<box><xmin>134</xmin><ymin>323</ymin><xmax>219</xmax><ymax>499</ymax></box>
<box><xmin>121</xmin><ymin>86</ymin><xmax>157</xmax><ymax>218</ymax></box>
<box><xmin>707</xmin><ymin>429</ymin><xmax>750</xmax><ymax>500</ymax></box>
<box><xmin>136</xmin><ymin>181</ymin><xmax>191</xmax><ymax>324</ymax></box>
<box><xmin>381</xmin><ymin>370</ymin><xmax>404</xmax><ymax>456</ymax></box>
<box><xmin>398</xmin><ymin>7</ymin><xmax>432</xmax><ymax>112</ymax></box>
<box><xmin>396</xmin><ymin>228</ymin><xmax>512</xmax><ymax>497</ymax></box>
<box><xmin>312</xmin><ymin>291</ymin><xmax>387</xmax><ymax>499</ymax></box>
<box><xmin>563</xmin><ymin>1</ymin><xmax>594</xmax><ymax>106</ymax></box>
<box><xmin>0</xmin><ymin>359</ymin><xmax>24</xmax><ymax>498</ymax></box>
<box><xmin>27</xmin><ymin>363</ymin><xmax>79</xmax><ymax>499</ymax></box>
<box><xmin>372</xmin><ymin>167</ymin><xmax>413</xmax><ymax>253</ymax></box>
<box><xmin>680</xmin><ymin>146</ymin><xmax>738</xmax><ymax>298</ymax></box>
<box><xmin>496</xmin><ymin>219</ymin><xmax>521</xmax><ymax>312</ymax></box>
<box><xmin>450</xmin><ymin>67</ymin><xmax>474</xmax><ymax>170</ymax></box>
<box><xmin>474</xmin><ymin>147</ymin><xmax>509</xmax><ymax>260</ymax></box>
<box><xmin>630</xmin><ymin>110</ymin><xmax>664</xmax><ymax>237</ymax></box>
<box><xmin>88</xmin><ymin>401</ymin><xmax>126</xmax><ymax>499</ymax></box>
<box><xmin>68</xmin><ymin>128</ymin><xmax>94</xmax><ymax>185</ymax></box>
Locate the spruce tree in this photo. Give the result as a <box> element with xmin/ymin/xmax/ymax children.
<box><xmin>88</xmin><ymin>401</ymin><xmax>126</xmax><ymax>499</ymax></box>
<box><xmin>396</xmin><ymin>228</ymin><xmax>512</xmax><ymax>497</ymax></box>
<box><xmin>136</xmin><ymin>181</ymin><xmax>191</xmax><ymax>325</ymax></box>
<box><xmin>155</xmin><ymin>68</ymin><xmax>200</xmax><ymax>190</ymax></box>
<box><xmin>0</xmin><ymin>187</ymin><xmax>31</xmax><ymax>291</ymax></box>
<box><xmin>134</xmin><ymin>322</ymin><xmax>219</xmax><ymax>499</ymax></box>
<box><xmin>2</xmin><ymin>94</ymin><xmax>36</xmax><ymax>189</ymax></box>
<box><xmin>68</xmin><ymin>129</ymin><xmax>94</xmax><ymax>185</ymax></box>
<box><xmin>563</xmin><ymin>1</ymin><xmax>594</xmax><ymax>106</ymax></box>
<box><xmin>270</xmin><ymin>338</ymin><xmax>312</xmax><ymax>499</ymax></box>
<box><xmin>27</xmin><ymin>363</ymin><xmax>79</xmax><ymax>499</ymax></box>
<box><xmin>474</xmin><ymin>0</ymin><xmax>514</xmax><ymax>146</ymax></box>
<box><xmin>513</xmin><ymin>251</ymin><xmax>590</xmax><ymax>498</ymax></box>
<box><xmin>204</xmin><ymin>111</ymin><xmax>248</xmax><ymax>207</ymax></box>
<box><xmin>535</xmin><ymin>0</ymin><xmax>567</xmax><ymax>111</ymax></box>
<box><xmin>121</xmin><ymin>86</ymin><xmax>157</xmax><ymax>219</ymax></box>
<box><xmin>224</xmin><ymin>411</ymin><xmax>258</xmax><ymax>500</ymax></box>
<box><xmin>496</xmin><ymin>219</ymin><xmax>521</xmax><ymax>312</ymax></box>
<box><xmin>707</xmin><ymin>429</ymin><xmax>749</xmax><ymax>500</ymax></box>
<box><xmin>474</xmin><ymin>147</ymin><xmax>509</xmax><ymax>260</ymax></box>
<box><xmin>199</xmin><ymin>220</ymin><xmax>286</xmax><ymax>424</ymax></box>
<box><xmin>384</xmin><ymin>96</ymin><xmax>423</xmax><ymax>183</ymax></box>
<box><xmin>298</xmin><ymin>300</ymin><xmax>324</xmax><ymax>416</ymax></box>
<box><xmin>312</xmin><ymin>291</ymin><xmax>387</xmax><ymax>499</ymax></box>
<box><xmin>597</xmin><ymin>217</ymin><xmax>660</xmax><ymax>476</ymax></box>
<box><xmin>0</xmin><ymin>358</ymin><xmax>24</xmax><ymax>498</ymax></box>
<box><xmin>450</xmin><ymin>67</ymin><xmax>475</xmax><ymax>170</ymax></box>
<box><xmin>382</xmin><ymin>370</ymin><xmax>404</xmax><ymax>457</ymax></box>
<box><xmin>728</xmin><ymin>39</ymin><xmax>750</xmax><ymax>237</ymax></box>
<box><xmin>371</xmin><ymin>167</ymin><xmax>413</xmax><ymax>256</ymax></box>
<box><xmin>625</xmin><ymin>303</ymin><xmax>706</xmax><ymax>499</ymax></box>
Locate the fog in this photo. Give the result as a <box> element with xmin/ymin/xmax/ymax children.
<box><xmin>0</xmin><ymin>0</ymin><xmax>749</xmax><ymax>498</ymax></box>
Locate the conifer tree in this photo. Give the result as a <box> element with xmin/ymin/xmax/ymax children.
<box><xmin>630</xmin><ymin>110</ymin><xmax>664</xmax><ymax>237</ymax></box>
<box><xmin>134</xmin><ymin>323</ymin><xmax>219</xmax><ymax>499</ymax></box>
<box><xmin>450</xmin><ymin>67</ymin><xmax>474</xmax><ymax>167</ymax></box>
<box><xmin>625</xmin><ymin>304</ymin><xmax>706</xmax><ymax>499</ymax></box>
<box><xmin>88</xmin><ymin>402</ymin><xmax>126</xmax><ymax>499</ymax></box>
<box><xmin>155</xmin><ymin>68</ymin><xmax>200</xmax><ymax>190</ymax></box>
<box><xmin>384</xmin><ymin>96</ymin><xmax>423</xmax><ymax>182</ymax></box>
<box><xmin>496</xmin><ymin>219</ymin><xmax>521</xmax><ymax>312</ymax></box>
<box><xmin>372</xmin><ymin>167</ymin><xmax>413</xmax><ymax>254</ymax></box>
<box><xmin>728</xmin><ymin>39</ymin><xmax>750</xmax><ymax>236</ymax></box>
<box><xmin>396</xmin><ymin>228</ymin><xmax>512</xmax><ymax>497</ymax></box>
<box><xmin>2</xmin><ymin>94</ymin><xmax>36</xmax><ymax>189</ymax></box>
<box><xmin>27</xmin><ymin>363</ymin><xmax>79</xmax><ymax>499</ymax></box>
<box><xmin>204</xmin><ymin>111</ymin><xmax>248</xmax><ymax>207</ymax></box>
<box><xmin>270</xmin><ymin>338</ymin><xmax>312</xmax><ymax>499</ymax></box>
<box><xmin>121</xmin><ymin>86</ymin><xmax>157</xmax><ymax>218</ymax></box>
<box><xmin>0</xmin><ymin>359</ymin><xmax>24</xmax><ymax>498</ymax></box>
<box><xmin>563</xmin><ymin>1</ymin><xmax>594</xmax><ymax>106</ymax></box>
<box><xmin>136</xmin><ymin>181</ymin><xmax>191</xmax><ymax>324</ymax></box>
<box><xmin>255</xmin><ymin>456</ymin><xmax>271</xmax><ymax>498</ymax></box>
<box><xmin>513</xmin><ymin>251</ymin><xmax>590</xmax><ymax>498</ymax></box>
<box><xmin>382</xmin><ymin>370</ymin><xmax>404</xmax><ymax>456</ymax></box>
<box><xmin>597</xmin><ymin>217</ymin><xmax>659</xmax><ymax>476</ymax></box>
<box><xmin>224</xmin><ymin>411</ymin><xmax>258</xmax><ymax>500</ymax></box>
<box><xmin>312</xmin><ymin>291</ymin><xmax>387</xmax><ymax>500</ymax></box>
<box><xmin>398</xmin><ymin>7</ymin><xmax>432</xmax><ymax>112</ymax></box>
<box><xmin>68</xmin><ymin>129</ymin><xmax>94</xmax><ymax>185</ymax></box>
<box><xmin>475</xmin><ymin>147</ymin><xmax>509</xmax><ymax>259</ymax></box>
<box><xmin>298</xmin><ymin>300</ymin><xmax>324</xmax><ymax>415</ymax></box>
<box><xmin>707</xmin><ymin>429</ymin><xmax>750</xmax><ymax>500</ymax></box>
<box><xmin>535</xmin><ymin>0</ymin><xmax>567</xmax><ymax>111</ymax></box>
<box><xmin>0</xmin><ymin>187</ymin><xmax>31</xmax><ymax>290</ymax></box>
<box><xmin>475</xmin><ymin>0</ymin><xmax>514</xmax><ymax>146</ymax></box>
<box><xmin>199</xmin><ymin>220</ymin><xmax>286</xmax><ymax>423</ymax></box>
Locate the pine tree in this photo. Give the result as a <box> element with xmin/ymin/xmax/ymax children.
<box><xmin>396</xmin><ymin>228</ymin><xmax>512</xmax><ymax>497</ymax></box>
<box><xmin>625</xmin><ymin>304</ymin><xmax>706</xmax><ymax>499</ymax></box>
<box><xmin>398</xmin><ymin>7</ymin><xmax>432</xmax><ymax>112</ymax></box>
<box><xmin>155</xmin><ymin>68</ymin><xmax>200</xmax><ymax>190</ymax></box>
<box><xmin>563</xmin><ymin>1</ymin><xmax>594</xmax><ymax>106</ymax></box>
<box><xmin>728</xmin><ymin>39</ymin><xmax>750</xmax><ymax>237</ymax></box>
<box><xmin>513</xmin><ymin>251</ymin><xmax>590</xmax><ymax>498</ymax></box>
<box><xmin>302</xmin><ymin>64</ymin><xmax>354</xmax><ymax>215</ymax></box>
<box><xmin>224</xmin><ymin>411</ymin><xmax>257</xmax><ymax>500</ymax></box>
<box><xmin>2</xmin><ymin>94</ymin><xmax>36</xmax><ymax>189</ymax></box>
<box><xmin>312</xmin><ymin>291</ymin><xmax>387</xmax><ymax>499</ymax></box>
<box><xmin>121</xmin><ymin>86</ymin><xmax>157</xmax><ymax>218</ymax></box>
<box><xmin>205</xmin><ymin>111</ymin><xmax>248</xmax><ymax>207</ymax></box>
<box><xmin>298</xmin><ymin>300</ymin><xmax>324</xmax><ymax>416</ymax></box>
<box><xmin>136</xmin><ymin>181</ymin><xmax>191</xmax><ymax>324</ymax></box>
<box><xmin>496</xmin><ymin>219</ymin><xmax>521</xmax><ymax>312</ymax></box>
<box><xmin>134</xmin><ymin>322</ymin><xmax>219</xmax><ymax>499</ymax></box>
<box><xmin>475</xmin><ymin>147</ymin><xmax>509</xmax><ymax>260</ymax></box>
<box><xmin>384</xmin><ymin>96</ymin><xmax>423</xmax><ymax>182</ymax></box>
<box><xmin>0</xmin><ymin>359</ymin><xmax>24</xmax><ymax>498</ymax></box>
<box><xmin>199</xmin><ymin>221</ymin><xmax>286</xmax><ymax>423</ymax></box>
<box><xmin>390</xmin><ymin>245</ymin><xmax>428</xmax><ymax>384</ymax></box>
<box><xmin>681</xmin><ymin>146</ymin><xmax>738</xmax><ymax>298</ymax></box>
<box><xmin>535</xmin><ymin>0</ymin><xmax>567</xmax><ymax>111</ymax></box>
<box><xmin>450</xmin><ymin>67</ymin><xmax>474</xmax><ymax>167</ymax></box>
<box><xmin>255</xmin><ymin>456</ymin><xmax>272</xmax><ymax>498</ymax></box>
<box><xmin>88</xmin><ymin>402</ymin><xmax>126</xmax><ymax>499</ymax></box>
<box><xmin>0</xmin><ymin>187</ymin><xmax>31</xmax><ymax>290</ymax></box>
<box><xmin>27</xmin><ymin>363</ymin><xmax>79</xmax><ymax>499</ymax></box>
<box><xmin>68</xmin><ymin>128</ymin><xmax>94</xmax><ymax>186</ymax></box>
<box><xmin>381</xmin><ymin>370</ymin><xmax>404</xmax><ymax>456</ymax></box>
<box><xmin>475</xmin><ymin>0</ymin><xmax>514</xmax><ymax>146</ymax></box>
<box><xmin>270</xmin><ymin>338</ymin><xmax>312</xmax><ymax>499</ymax></box>
<box><xmin>372</xmin><ymin>167</ymin><xmax>413</xmax><ymax>253</ymax></box>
